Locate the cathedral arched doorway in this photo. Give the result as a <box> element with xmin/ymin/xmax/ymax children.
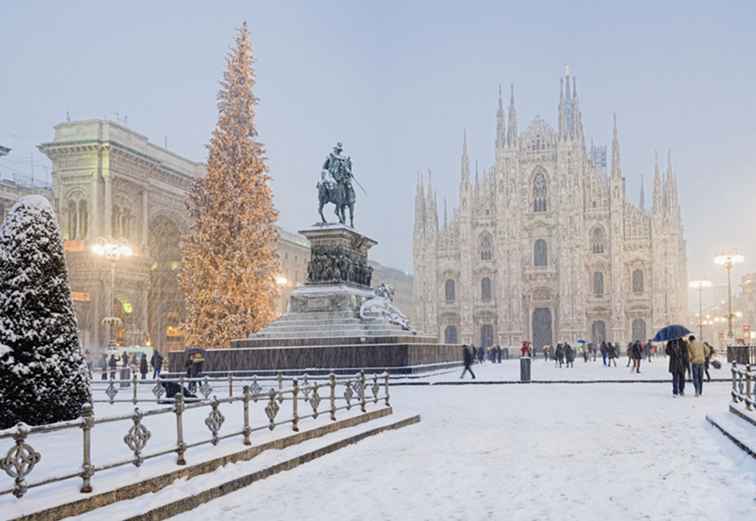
<box><xmin>480</xmin><ymin>324</ymin><xmax>494</xmax><ymax>347</ymax></box>
<box><xmin>532</xmin><ymin>308</ymin><xmax>552</xmax><ymax>353</ymax></box>
<box><xmin>591</xmin><ymin>320</ymin><xmax>607</xmax><ymax>345</ymax></box>
<box><xmin>632</xmin><ymin>319</ymin><xmax>647</xmax><ymax>342</ymax></box>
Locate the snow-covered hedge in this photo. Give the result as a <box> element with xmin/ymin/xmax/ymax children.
<box><xmin>0</xmin><ymin>195</ymin><xmax>90</xmax><ymax>429</ymax></box>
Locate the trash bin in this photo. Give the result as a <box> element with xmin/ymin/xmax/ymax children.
<box><xmin>520</xmin><ymin>357</ymin><xmax>531</xmax><ymax>382</ymax></box>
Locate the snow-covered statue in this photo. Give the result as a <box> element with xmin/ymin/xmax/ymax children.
<box><xmin>359</xmin><ymin>283</ymin><xmax>411</xmax><ymax>331</ymax></box>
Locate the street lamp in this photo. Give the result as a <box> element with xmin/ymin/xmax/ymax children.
<box><xmin>275</xmin><ymin>274</ymin><xmax>289</xmax><ymax>315</ymax></box>
<box><xmin>689</xmin><ymin>280</ymin><xmax>712</xmax><ymax>340</ymax></box>
<box><xmin>91</xmin><ymin>237</ymin><xmax>133</xmax><ymax>350</ymax></box>
<box><xmin>714</xmin><ymin>252</ymin><xmax>745</xmax><ymax>340</ymax></box>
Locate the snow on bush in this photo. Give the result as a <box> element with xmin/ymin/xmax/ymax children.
<box><xmin>0</xmin><ymin>195</ymin><xmax>91</xmax><ymax>429</ymax></box>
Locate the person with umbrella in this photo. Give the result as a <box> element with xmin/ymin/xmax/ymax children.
<box><xmin>655</xmin><ymin>325</ymin><xmax>692</xmax><ymax>396</ymax></box>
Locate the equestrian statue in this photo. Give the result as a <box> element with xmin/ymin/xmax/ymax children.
<box><xmin>317</xmin><ymin>142</ymin><xmax>364</xmax><ymax>227</ymax></box>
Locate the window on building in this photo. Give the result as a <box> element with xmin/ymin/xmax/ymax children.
<box><xmin>593</xmin><ymin>271</ymin><xmax>604</xmax><ymax>296</ymax></box>
<box><xmin>67</xmin><ymin>200</ymin><xmax>78</xmax><ymax>240</ymax></box>
<box><xmin>534</xmin><ymin>239</ymin><xmax>548</xmax><ymax>267</ymax></box>
<box><xmin>533</xmin><ymin>172</ymin><xmax>547</xmax><ymax>212</ymax></box>
<box><xmin>78</xmin><ymin>200</ymin><xmax>88</xmax><ymax>239</ymax></box>
<box><xmin>480</xmin><ymin>233</ymin><xmax>493</xmax><ymax>261</ymax></box>
<box><xmin>480</xmin><ymin>324</ymin><xmax>494</xmax><ymax>347</ymax></box>
<box><xmin>632</xmin><ymin>269</ymin><xmax>644</xmax><ymax>293</ymax></box>
<box><xmin>445</xmin><ymin>279</ymin><xmax>456</xmax><ymax>303</ymax></box>
<box><xmin>481</xmin><ymin>277</ymin><xmax>492</xmax><ymax>302</ymax></box>
<box><xmin>591</xmin><ymin>227</ymin><xmax>606</xmax><ymax>254</ymax></box>
<box><xmin>444</xmin><ymin>325</ymin><xmax>458</xmax><ymax>344</ymax></box>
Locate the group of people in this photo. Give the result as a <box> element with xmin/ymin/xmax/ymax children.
<box><xmin>665</xmin><ymin>335</ymin><xmax>716</xmax><ymax>397</ymax></box>
<box><xmin>541</xmin><ymin>340</ymin><xmax>657</xmax><ymax>372</ymax></box>
<box><xmin>105</xmin><ymin>350</ymin><xmax>164</xmax><ymax>380</ymax></box>
<box><xmin>460</xmin><ymin>344</ymin><xmax>509</xmax><ymax>378</ymax></box>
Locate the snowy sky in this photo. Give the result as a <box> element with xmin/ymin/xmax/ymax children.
<box><xmin>2</xmin><ymin>1</ymin><xmax>756</xmax><ymax>307</ymax></box>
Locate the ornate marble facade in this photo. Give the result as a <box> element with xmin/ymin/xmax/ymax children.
<box><xmin>413</xmin><ymin>70</ymin><xmax>688</xmax><ymax>349</ymax></box>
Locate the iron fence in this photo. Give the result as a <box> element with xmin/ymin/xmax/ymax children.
<box><xmin>0</xmin><ymin>371</ymin><xmax>390</xmax><ymax>500</ymax></box>
<box><xmin>731</xmin><ymin>362</ymin><xmax>754</xmax><ymax>413</ymax></box>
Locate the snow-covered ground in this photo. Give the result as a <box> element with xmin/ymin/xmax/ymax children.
<box><xmin>173</xmin><ymin>382</ymin><xmax>756</xmax><ymax>521</ymax></box>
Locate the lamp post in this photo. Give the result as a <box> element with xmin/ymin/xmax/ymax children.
<box><xmin>275</xmin><ymin>274</ymin><xmax>289</xmax><ymax>315</ymax></box>
<box><xmin>91</xmin><ymin>238</ymin><xmax>133</xmax><ymax>350</ymax></box>
<box><xmin>689</xmin><ymin>280</ymin><xmax>712</xmax><ymax>340</ymax></box>
<box><xmin>714</xmin><ymin>252</ymin><xmax>745</xmax><ymax>340</ymax></box>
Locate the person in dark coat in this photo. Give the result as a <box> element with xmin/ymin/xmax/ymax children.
<box><xmin>600</xmin><ymin>341</ymin><xmax>608</xmax><ymax>366</ymax></box>
<box><xmin>666</xmin><ymin>338</ymin><xmax>687</xmax><ymax>396</ymax></box>
<box><xmin>608</xmin><ymin>343</ymin><xmax>618</xmax><ymax>367</ymax></box>
<box><xmin>460</xmin><ymin>345</ymin><xmax>476</xmax><ymax>379</ymax></box>
<box><xmin>704</xmin><ymin>342</ymin><xmax>715</xmax><ymax>382</ymax></box>
<box><xmin>121</xmin><ymin>350</ymin><xmax>129</xmax><ymax>368</ymax></box>
<box><xmin>108</xmin><ymin>354</ymin><xmax>117</xmax><ymax>380</ymax></box>
<box><xmin>496</xmin><ymin>345</ymin><xmax>502</xmax><ymax>363</ymax></box>
<box><xmin>477</xmin><ymin>345</ymin><xmax>485</xmax><ymax>364</ymax></box>
<box><xmin>564</xmin><ymin>343</ymin><xmax>575</xmax><ymax>368</ymax></box>
<box><xmin>139</xmin><ymin>354</ymin><xmax>148</xmax><ymax>379</ymax></box>
<box><xmin>630</xmin><ymin>340</ymin><xmax>642</xmax><ymax>374</ymax></box>
<box><xmin>151</xmin><ymin>351</ymin><xmax>163</xmax><ymax>379</ymax></box>
<box><xmin>555</xmin><ymin>343</ymin><xmax>564</xmax><ymax>368</ymax></box>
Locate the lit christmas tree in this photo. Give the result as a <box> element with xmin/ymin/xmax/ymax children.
<box><xmin>0</xmin><ymin>196</ymin><xmax>91</xmax><ymax>429</ymax></box>
<box><xmin>180</xmin><ymin>22</ymin><xmax>279</xmax><ymax>348</ymax></box>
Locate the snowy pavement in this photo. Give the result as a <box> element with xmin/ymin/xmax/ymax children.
<box><xmin>173</xmin><ymin>382</ymin><xmax>756</xmax><ymax>521</ymax></box>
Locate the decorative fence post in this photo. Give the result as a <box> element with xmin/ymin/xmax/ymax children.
<box><xmin>292</xmin><ymin>379</ymin><xmax>300</xmax><ymax>432</ymax></box>
<box><xmin>277</xmin><ymin>371</ymin><xmax>283</xmax><ymax>391</ymax></box>
<box><xmin>80</xmin><ymin>404</ymin><xmax>95</xmax><ymax>493</ymax></box>
<box><xmin>1</xmin><ymin>423</ymin><xmax>41</xmax><ymax>498</ymax></box>
<box><xmin>132</xmin><ymin>372</ymin><xmax>139</xmax><ymax>404</ymax></box>
<box><xmin>242</xmin><ymin>385</ymin><xmax>252</xmax><ymax>446</ymax></box>
<box><xmin>383</xmin><ymin>371</ymin><xmax>390</xmax><ymax>407</ymax></box>
<box><xmin>228</xmin><ymin>374</ymin><xmax>234</xmax><ymax>398</ymax></box>
<box><xmin>747</xmin><ymin>364</ymin><xmax>753</xmax><ymax>411</ymax></box>
<box><xmin>174</xmin><ymin>393</ymin><xmax>186</xmax><ymax>465</ymax></box>
<box><xmin>329</xmin><ymin>373</ymin><xmax>336</xmax><ymax>421</ymax></box>
<box><xmin>731</xmin><ymin>362</ymin><xmax>738</xmax><ymax>403</ymax></box>
<box><xmin>359</xmin><ymin>371</ymin><xmax>367</xmax><ymax>413</ymax></box>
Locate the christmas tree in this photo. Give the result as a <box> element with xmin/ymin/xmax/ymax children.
<box><xmin>180</xmin><ymin>22</ymin><xmax>279</xmax><ymax>348</ymax></box>
<box><xmin>0</xmin><ymin>196</ymin><xmax>91</xmax><ymax>429</ymax></box>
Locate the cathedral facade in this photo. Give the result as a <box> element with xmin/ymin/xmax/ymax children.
<box><xmin>413</xmin><ymin>70</ymin><xmax>688</xmax><ymax>349</ymax></box>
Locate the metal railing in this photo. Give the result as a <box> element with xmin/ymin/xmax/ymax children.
<box><xmin>731</xmin><ymin>363</ymin><xmax>754</xmax><ymax>413</ymax></box>
<box><xmin>0</xmin><ymin>371</ymin><xmax>390</xmax><ymax>500</ymax></box>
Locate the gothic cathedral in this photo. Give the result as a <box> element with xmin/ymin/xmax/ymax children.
<box><xmin>412</xmin><ymin>69</ymin><xmax>688</xmax><ymax>349</ymax></box>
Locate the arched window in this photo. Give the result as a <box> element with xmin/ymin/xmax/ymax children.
<box><xmin>481</xmin><ymin>277</ymin><xmax>492</xmax><ymax>302</ymax></box>
<box><xmin>533</xmin><ymin>171</ymin><xmax>547</xmax><ymax>212</ymax></box>
<box><xmin>67</xmin><ymin>200</ymin><xmax>78</xmax><ymax>240</ymax></box>
<box><xmin>78</xmin><ymin>200</ymin><xmax>88</xmax><ymax>240</ymax></box>
<box><xmin>632</xmin><ymin>269</ymin><xmax>644</xmax><ymax>293</ymax></box>
<box><xmin>534</xmin><ymin>239</ymin><xmax>548</xmax><ymax>267</ymax></box>
<box><xmin>480</xmin><ymin>233</ymin><xmax>493</xmax><ymax>261</ymax></box>
<box><xmin>480</xmin><ymin>324</ymin><xmax>494</xmax><ymax>347</ymax></box>
<box><xmin>445</xmin><ymin>279</ymin><xmax>456</xmax><ymax>303</ymax></box>
<box><xmin>444</xmin><ymin>325</ymin><xmax>458</xmax><ymax>344</ymax></box>
<box><xmin>112</xmin><ymin>206</ymin><xmax>121</xmax><ymax>238</ymax></box>
<box><xmin>591</xmin><ymin>321</ymin><xmax>607</xmax><ymax>345</ymax></box>
<box><xmin>593</xmin><ymin>271</ymin><xmax>604</xmax><ymax>296</ymax></box>
<box><xmin>591</xmin><ymin>227</ymin><xmax>606</xmax><ymax>254</ymax></box>
<box><xmin>632</xmin><ymin>319</ymin><xmax>647</xmax><ymax>342</ymax></box>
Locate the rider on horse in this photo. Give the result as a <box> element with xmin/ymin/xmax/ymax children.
<box><xmin>318</xmin><ymin>142</ymin><xmax>356</xmax><ymax>226</ymax></box>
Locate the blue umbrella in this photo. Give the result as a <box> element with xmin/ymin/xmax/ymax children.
<box><xmin>652</xmin><ymin>324</ymin><xmax>692</xmax><ymax>342</ymax></box>
<box><xmin>576</xmin><ymin>339</ymin><xmax>588</xmax><ymax>344</ymax></box>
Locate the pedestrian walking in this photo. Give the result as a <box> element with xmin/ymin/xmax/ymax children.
<box><xmin>666</xmin><ymin>338</ymin><xmax>687</xmax><ymax>397</ymax></box>
<box><xmin>139</xmin><ymin>353</ymin><xmax>148</xmax><ymax>379</ymax></box>
<box><xmin>478</xmin><ymin>345</ymin><xmax>485</xmax><ymax>364</ymax></box>
<box><xmin>151</xmin><ymin>350</ymin><xmax>163</xmax><ymax>379</ymax></box>
<box><xmin>625</xmin><ymin>343</ymin><xmax>633</xmax><ymax>368</ymax></box>
<box><xmin>600</xmin><ymin>341</ymin><xmax>608</xmax><ymax>366</ymax></box>
<box><xmin>630</xmin><ymin>340</ymin><xmax>642</xmax><ymax>374</ymax></box>
<box><xmin>496</xmin><ymin>344</ymin><xmax>503</xmax><ymax>363</ymax></box>
<box><xmin>703</xmin><ymin>342</ymin><xmax>715</xmax><ymax>382</ymax></box>
<box><xmin>565</xmin><ymin>343</ymin><xmax>575</xmax><ymax>368</ymax></box>
<box><xmin>608</xmin><ymin>343</ymin><xmax>618</xmax><ymax>367</ymax></box>
<box><xmin>582</xmin><ymin>344</ymin><xmax>589</xmax><ymax>363</ymax></box>
<box><xmin>687</xmin><ymin>335</ymin><xmax>711</xmax><ymax>396</ymax></box>
<box><xmin>121</xmin><ymin>350</ymin><xmax>129</xmax><ymax>368</ymax></box>
<box><xmin>460</xmin><ymin>345</ymin><xmax>476</xmax><ymax>379</ymax></box>
<box><xmin>108</xmin><ymin>353</ymin><xmax>117</xmax><ymax>380</ymax></box>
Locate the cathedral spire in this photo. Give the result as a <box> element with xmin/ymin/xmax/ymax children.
<box><xmin>640</xmin><ymin>174</ymin><xmax>646</xmax><ymax>211</ymax></box>
<box><xmin>475</xmin><ymin>160</ymin><xmax>480</xmax><ymax>194</ymax></box>
<box><xmin>414</xmin><ymin>171</ymin><xmax>426</xmax><ymax>233</ymax></box>
<box><xmin>652</xmin><ymin>150</ymin><xmax>663</xmax><ymax>214</ymax></box>
<box><xmin>496</xmin><ymin>84</ymin><xmax>506</xmax><ymax>149</ymax></box>
<box><xmin>460</xmin><ymin>130</ymin><xmax>470</xmax><ymax>187</ymax></box>
<box><xmin>506</xmin><ymin>84</ymin><xmax>517</xmax><ymax>146</ymax></box>
<box><xmin>667</xmin><ymin>149</ymin><xmax>678</xmax><ymax>213</ymax></box>
<box><xmin>611</xmin><ymin>113</ymin><xmax>622</xmax><ymax>180</ymax></box>
<box><xmin>427</xmin><ymin>169</ymin><xmax>438</xmax><ymax>231</ymax></box>
<box><xmin>443</xmin><ymin>196</ymin><xmax>448</xmax><ymax>230</ymax></box>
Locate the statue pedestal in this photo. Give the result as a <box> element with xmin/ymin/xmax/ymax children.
<box><xmin>169</xmin><ymin>224</ymin><xmax>461</xmax><ymax>374</ymax></box>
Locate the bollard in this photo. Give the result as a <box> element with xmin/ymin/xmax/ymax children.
<box><xmin>329</xmin><ymin>373</ymin><xmax>336</xmax><ymax>421</ymax></box>
<box><xmin>277</xmin><ymin>371</ymin><xmax>283</xmax><ymax>390</ymax></box>
<box><xmin>175</xmin><ymin>393</ymin><xmax>186</xmax><ymax>465</ymax></box>
<box><xmin>242</xmin><ymin>385</ymin><xmax>252</xmax><ymax>445</ymax></box>
<box><xmin>731</xmin><ymin>362</ymin><xmax>738</xmax><ymax>403</ymax></box>
<box><xmin>292</xmin><ymin>379</ymin><xmax>300</xmax><ymax>432</ymax></box>
<box><xmin>132</xmin><ymin>372</ymin><xmax>139</xmax><ymax>404</ymax></box>
<box><xmin>747</xmin><ymin>364</ymin><xmax>753</xmax><ymax>411</ymax></box>
<box><xmin>80</xmin><ymin>403</ymin><xmax>95</xmax><ymax>493</ymax></box>
<box><xmin>228</xmin><ymin>374</ymin><xmax>233</xmax><ymax>398</ymax></box>
<box><xmin>359</xmin><ymin>371</ymin><xmax>367</xmax><ymax>413</ymax></box>
<box><xmin>383</xmin><ymin>371</ymin><xmax>390</xmax><ymax>407</ymax></box>
<box><xmin>520</xmin><ymin>356</ymin><xmax>531</xmax><ymax>382</ymax></box>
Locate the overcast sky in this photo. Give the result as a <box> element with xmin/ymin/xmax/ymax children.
<box><xmin>2</xmin><ymin>1</ymin><xmax>755</xmax><ymax>309</ymax></box>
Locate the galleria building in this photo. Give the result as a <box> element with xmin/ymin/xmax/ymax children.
<box><xmin>413</xmin><ymin>69</ymin><xmax>688</xmax><ymax>349</ymax></box>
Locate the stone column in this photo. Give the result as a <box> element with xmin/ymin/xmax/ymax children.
<box><xmin>141</xmin><ymin>189</ymin><xmax>149</xmax><ymax>256</ymax></box>
<box><xmin>102</xmin><ymin>146</ymin><xmax>112</xmax><ymax>237</ymax></box>
<box><xmin>90</xmin><ymin>172</ymin><xmax>99</xmax><ymax>238</ymax></box>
